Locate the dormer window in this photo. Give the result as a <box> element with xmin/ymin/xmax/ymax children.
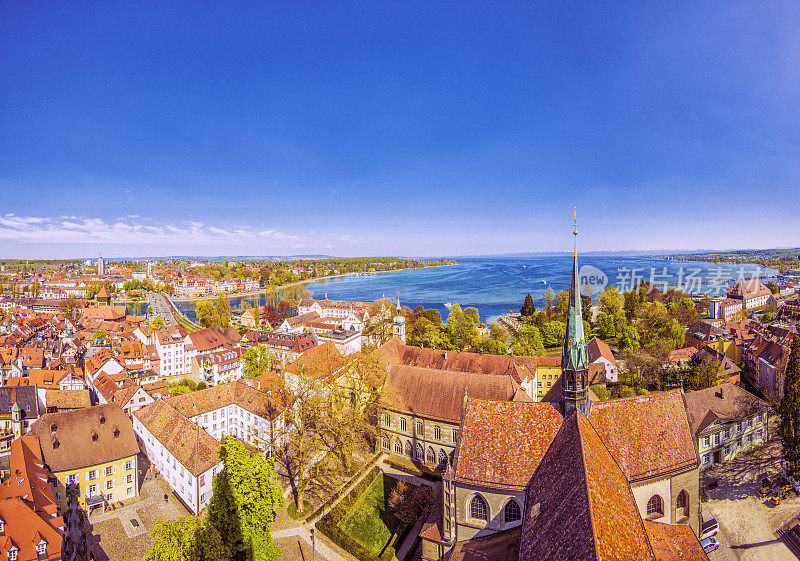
<box><xmin>99</xmin><ymin>415</ymin><xmax>106</xmax><ymax>426</ymax></box>
<box><xmin>36</xmin><ymin>540</ymin><xmax>47</xmax><ymax>555</ymax></box>
<box><xmin>113</xmin><ymin>428</ymin><xmax>120</xmax><ymax>438</ymax></box>
<box><xmin>91</xmin><ymin>431</ymin><xmax>99</xmax><ymax>442</ymax></box>
<box><xmin>50</xmin><ymin>423</ymin><xmax>57</xmax><ymax>433</ymax></box>
<box><xmin>8</xmin><ymin>546</ymin><xmax>18</xmax><ymax>561</ymax></box>
<box><xmin>52</xmin><ymin>438</ymin><xmax>59</xmax><ymax>450</ymax></box>
<box><xmin>0</xmin><ymin>517</ymin><xmax>4</xmax><ymax>534</ymax></box>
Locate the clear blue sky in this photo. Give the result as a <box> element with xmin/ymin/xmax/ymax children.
<box><xmin>2</xmin><ymin>1</ymin><xmax>799</xmax><ymax>258</ymax></box>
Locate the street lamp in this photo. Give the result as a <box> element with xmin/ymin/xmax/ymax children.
<box><xmin>310</xmin><ymin>527</ymin><xmax>315</xmax><ymax>561</ymax></box>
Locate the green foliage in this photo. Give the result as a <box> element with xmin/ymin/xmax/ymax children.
<box><xmin>445</xmin><ymin>304</ymin><xmax>479</xmax><ymax>350</ymax></box>
<box><xmin>196</xmin><ymin>300</ymin><xmax>220</xmax><ymax>328</ymax></box>
<box><xmin>151</xmin><ymin>316</ymin><xmax>165</xmax><ymax>329</ymax></box>
<box><xmin>489</xmin><ymin>323</ymin><xmax>509</xmax><ymax>344</ymax></box>
<box><xmin>241</xmin><ymin>345</ymin><xmax>275</xmax><ymax>378</ymax></box>
<box><xmin>340</xmin><ymin>475</ymin><xmax>403</xmax><ymax>556</ymax></box>
<box><xmin>92</xmin><ymin>328</ymin><xmax>108</xmax><ymax>343</ymax></box>
<box><xmin>475</xmin><ymin>336</ymin><xmax>508</xmax><ymax>355</ymax></box>
<box><xmin>144</xmin><ymin>516</ymin><xmax>228</xmax><ymax>561</ymax></box>
<box><xmin>419</xmin><ymin>308</ymin><xmax>442</xmax><ymax>326</ymax></box>
<box><xmin>689</xmin><ymin>358</ymin><xmax>722</xmax><ymax>390</ymax></box>
<box><xmin>169</xmin><ymin>378</ymin><xmax>199</xmax><ymax>396</ymax></box>
<box><xmin>764</xmin><ymin>311</ymin><xmax>777</xmax><ymax>323</ymax></box>
<box><xmin>217</xmin><ymin>437</ymin><xmax>284</xmax><ymax>561</ymax></box>
<box><xmin>780</xmin><ymin>337</ymin><xmax>800</xmax><ymax>477</ymax></box>
<box><xmin>543</xmin><ymin>286</ymin><xmax>555</xmax><ymax>312</ymax></box>
<box><xmin>619</xmin><ymin>385</ymin><xmax>636</xmax><ymax>398</ymax></box>
<box><xmin>590</xmin><ymin>384</ymin><xmax>609</xmax><ymax>400</ymax></box>
<box><xmin>540</xmin><ymin>321</ymin><xmax>566</xmax><ymax>348</ymax></box>
<box><xmin>512</xmin><ymin>325</ymin><xmax>545</xmax><ymax>356</ymax></box>
<box><xmin>553</xmin><ymin>290</ymin><xmax>569</xmax><ymax>321</ymax></box>
<box><xmin>463</xmin><ymin>306</ymin><xmax>480</xmax><ymax>325</ymax></box>
<box><xmin>618</xmin><ymin>326</ymin><xmax>640</xmax><ymax>351</ymax></box>
<box><xmin>216</xmin><ymin>294</ymin><xmax>232</xmax><ymax>328</ymax></box>
<box><xmin>520</xmin><ymin>293</ymin><xmax>536</xmax><ymax>316</ymax></box>
<box><xmin>599</xmin><ymin>286</ymin><xmax>624</xmax><ymax>315</ymax></box>
<box><xmin>768</xmin><ymin>281</ymin><xmax>780</xmax><ymax>294</ymax></box>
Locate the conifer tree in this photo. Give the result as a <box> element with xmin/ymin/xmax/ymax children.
<box><xmin>520</xmin><ymin>293</ymin><xmax>536</xmax><ymax>316</ymax></box>
<box><xmin>779</xmin><ymin>336</ymin><xmax>800</xmax><ymax>477</ymax></box>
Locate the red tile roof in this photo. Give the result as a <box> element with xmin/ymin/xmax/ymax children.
<box><xmin>588</xmin><ymin>389</ymin><xmax>699</xmax><ymax>481</ymax></box>
<box><xmin>455</xmin><ymin>399</ymin><xmax>563</xmax><ymax>489</ymax></box>
<box><xmin>643</xmin><ymin>520</ymin><xmax>709</xmax><ymax>560</ymax></box>
<box><xmin>684</xmin><ymin>383</ymin><xmax>767</xmax><ymax>434</ymax></box>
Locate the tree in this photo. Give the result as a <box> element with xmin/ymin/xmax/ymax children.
<box><xmin>780</xmin><ymin>337</ymin><xmax>800</xmax><ymax>477</ymax></box>
<box><xmin>664</xmin><ymin>318</ymin><xmax>686</xmax><ymax>351</ymax></box>
<box><xmin>540</xmin><ymin>321</ymin><xmax>566</xmax><ymax>348</ymax></box>
<box><xmin>144</xmin><ymin>516</ymin><xmax>227</xmax><ymax>561</ymax></box>
<box><xmin>689</xmin><ymin>358</ymin><xmax>722</xmax><ymax>390</ymax></box>
<box><xmin>151</xmin><ymin>316</ymin><xmax>165</xmax><ymax>329</ymax></box>
<box><xmin>489</xmin><ymin>323</ymin><xmax>509</xmax><ymax>344</ymax></box>
<box><xmin>553</xmin><ymin>290</ymin><xmax>570</xmax><ymax>321</ymax></box>
<box><xmin>420</xmin><ymin>308</ymin><xmax>442</xmax><ymax>327</ymax></box>
<box><xmin>216</xmin><ymin>437</ymin><xmax>284</xmax><ymax>561</ymax></box>
<box><xmin>92</xmin><ymin>328</ymin><xmax>108</xmax><ymax>344</ymax></box>
<box><xmin>599</xmin><ymin>286</ymin><xmax>624</xmax><ymax>316</ymax></box>
<box><xmin>768</xmin><ymin>281</ymin><xmax>780</xmax><ymax>294</ymax></box>
<box><xmin>242</xmin><ymin>345</ymin><xmax>275</xmax><ymax>378</ymax></box>
<box><xmin>543</xmin><ymin>286</ymin><xmax>555</xmax><ymax>314</ymax></box>
<box><xmin>520</xmin><ymin>293</ymin><xmax>536</xmax><ymax>317</ymax></box>
<box><xmin>58</xmin><ymin>298</ymin><xmax>82</xmax><ymax>321</ymax></box>
<box><xmin>196</xmin><ymin>300</ymin><xmax>220</xmax><ymax>327</ymax></box>
<box><xmin>408</xmin><ymin>317</ymin><xmax>443</xmax><ymax>349</ymax></box>
<box><xmin>512</xmin><ymin>325</ymin><xmax>545</xmax><ymax>356</ymax></box>
<box><xmin>253</xmin><ymin>299</ymin><xmax>261</xmax><ymax>328</ymax></box>
<box><xmin>448</xmin><ymin>310</ymin><xmax>479</xmax><ymax>351</ymax></box>
<box><xmin>463</xmin><ymin>306</ymin><xmax>480</xmax><ymax>325</ymax></box>
<box><xmin>618</xmin><ymin>326</ymin><xmax>640</xmax><ymax>351</ymax></box>
<box><xmin>476</xmin><ymin>336</ymin><xmax>508</xmax><ymax>355</ymax></box>
<box><xmin>216</xmin><ymin>294</ymin><xmax>232</xmax><ymax>328</ymax></box>
<box><xmin>388</xmin><ymin>481</ymin><xmax>433</xmax><ymax>527</ymax></box>
<box><xmin>206</xmin><ymin>460</ymin><xmax>244</xmax><ymax>560</ymax></box>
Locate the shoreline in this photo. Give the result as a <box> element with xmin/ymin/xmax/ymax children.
<box><xmin>169</xmin><ymin>263</ymin><xmax>454</xmax><ymax>303</ymax></box>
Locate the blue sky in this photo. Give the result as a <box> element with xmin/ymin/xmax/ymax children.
<box><xmin>2</xmin><ymin>1</ymin><xmax>800</xmax><ymax>258</ymax></box>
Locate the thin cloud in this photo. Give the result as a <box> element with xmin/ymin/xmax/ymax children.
<box><xmin>0</xmin><ymin>214</ymin><xmax>328</xmax><ymax>248</ymax></box>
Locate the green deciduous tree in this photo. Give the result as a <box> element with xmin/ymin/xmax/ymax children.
<box><xmin>618</xmin><ymin>326</ymin><xmax>640</xmax><ymax>351</ymax></box>
<box><xmin>512</xmin><ymin>325</ymin><xmax>545</xmax><ymax>356</ymax></box>
<box><xmin>420</xmin><ymin>308</ymin><xmax>442</xmax><ymax>327</ymax></box>
<box><xmin>689</xmin><ymin>358</ymin><xmax>722</xmax><ymax>390</ymax></box>
<box><xmin>553</xmin><ymin>290</ymin><xmax>570</xmax><ymax>321</ymax></box>
<box><xmin>216</xmin><ymin>294</ymin><xmax>232</xmax><ymax>328</ymax></box>
<box><xmin>196</xmin><ymin>300</ymin><xmax>220</xmax><ymax>327</ymax></box>
<box><xmin>599</xmin><ymin>286</ymin><xmax>624</xmax><ymax>316</ymax></box>
<box><xmin>780</xmin><ymin>337</ymin><xmax>800</xmax><ymax>477</ymax></box>
<box><xmin>241</xmin><ymin>345</ymin><xmax>275</xmax><ymax>378</ymax></box>
<box><xmin>144</xmin><ymin>516</ymin><xmax>227</xmax><ymax>561</ymax></box>
<box><xmin>463</xmin><ymin>306</ymin><xmax>480</xmax><ymax>325</ymax></box>
<box><xmin>543</xmin><ymin>286</ymin><xmax>555</xmax><ymax>314</ymax></box>
<box><xmin>768</xmin><ymin>281</ymin><xmax>780</xmax><ymax>294</ymax></box>
<box><xmin>540</xmin><ymin>321</ymin><xmax>566</xmax><ymax>348</ymax></box>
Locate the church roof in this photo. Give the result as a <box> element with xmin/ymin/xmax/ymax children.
<box><xmin>96</xmin><ymin>286</ymin><xmax>110</xmax><ymax>298</ymax></box>
<box><xmin>587</xmin><ymin>389</ymin><xmax>699</xmax><ymax>481</ymax></box>
<box><xmin>518</xmin><ymin>412</ymin><xmax>656</xmax><ymax>561</ymax></box>
<box><xmin>643</xmin><ymin>520</ymin><xmax>709</xmax><ymax>561</ymax></box>
<box><xmin>381</xmin><ymin>365</ymin><xmax>532</xmax><ymax>425</ymax></box>
<box><xmin>455</xmin><ymin>398</ymin><xmax>563</xmax><ymax>489</ymax></box>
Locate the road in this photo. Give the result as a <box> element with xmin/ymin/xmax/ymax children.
<box><xmin>146</xmin><ymin>292</ymin><xmax>177</xmax><ymax>326</ymax></box>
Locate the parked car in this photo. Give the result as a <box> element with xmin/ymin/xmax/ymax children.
<box><xmin>701</xmin><ymin>537</ymin><xmax>720</xmax><ymax>553</ymax></box>
<box><xmin>700</xmin><ymin>518</ymin><xmax>719</xmax><ymax>540</ymax></box>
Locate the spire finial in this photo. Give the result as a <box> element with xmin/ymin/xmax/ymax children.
<box><xmin>572</xmin><ymin>207</ymin><xmax>579</xmax><ymax>258</ymax></box>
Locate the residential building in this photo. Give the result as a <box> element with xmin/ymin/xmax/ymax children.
<box><xmin>709</xmin><ymin>298</ymin><xmax>743</xmax><ymax>320</ymax></box>
<box><xmin>727</xmin><ymin>279</ymin><xmax>772</xmax><ymax>310</ymax></box>
<box><xmin>586</xmin><ymin>336</ymin><xmax>618</xmax><ymax>382</ymax></box>
<box><xmin>685</xmin><ymin>383</ymin><xmax>769</xmax><ymax>470</ymax></box>
<box><xmin>133</xmin><ymin>399</ymin><xmax>221</xmax><ymax>515</ymax></box>
<box><xmin>191</xmin><ymin>347</ymin><xmax>245</xmax><ymax>386</ymax></box>
<box><xmin>30</xmin><ymin>404</ymin><xmax>139</xmax><ymax>512</ymax></box>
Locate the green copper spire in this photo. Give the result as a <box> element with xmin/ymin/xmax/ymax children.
<box><xmin>561</xmin><ymin>209</ymin><xmax>590</xmax><ymax>416</ymax></box>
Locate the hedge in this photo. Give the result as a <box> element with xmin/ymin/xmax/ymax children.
<box><xmin>306</xmin><ymin>453</ymin><xmax>382</xmax><ymax>523</ymax></box>
<box><xmin>385</xmin><ymin>457</ymin><xmax>442</xmax><ymax>481</ymax></box>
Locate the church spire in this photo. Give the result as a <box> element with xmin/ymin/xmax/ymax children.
<box><xmin>561</xmin><ymin>208</ymin><xmax>591</xmax><ymax>417</ymax></box>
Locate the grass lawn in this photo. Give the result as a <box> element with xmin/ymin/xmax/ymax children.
<box><xmin>340</xmin><ymin>474</ymin><xmax>402</xmax><ymax>557</ymax></box>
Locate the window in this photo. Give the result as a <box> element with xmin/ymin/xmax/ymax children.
<box><xmin>723</xmin><ymin>429</ymin><xmax>730</xmax><ymax>440</ymax></box>
<box><xmin>400</xmin><ymin>418</ymin><xmax>406</xmax><ymax>432</ymax></box>
<box><xmin>404</xmin><ymin>440</ymin><xmax>412</xmax><ymax>457</ymax></box>
<box><xmin>415</xmin><ymin>421</ymin><xmax>424</xmax><ymax>436</ymax></box>
<box><xmin>127</xmin><ymin>487</ymin><xmax>134</xmax><ymax>496</ymax></box>
<box><xmin>105</xmin><ymin>466</ymin><xmax>114</xmax><ymax>477</ymax></box>
<box><xmin>438</xmin><ymin>449</ymin><xmax>448</xmax><ymax>465</ymax></box>
<box><xmin>126</xmin><ymin>474</ymin><xmax>133</xmax><ymax>484</ymax></box>
<box><xmin>125</xmin><ymin>460</ymin><xmax>132</xmax><ymax>471</ymax></box>
<box><xmin>106</xmin><ymin>480</ymin><xmax>114</xmax><ymax>490</ymax></box>
<box><xmin>416</xmin><ymin>443</ymin><xmax>424</xmax><ymax>460</ymax></box>
<box><xmin>702</xmin><ymin>436</ymin><xmax>710</xmax><ymax>447</ymax></box>
<box><xmin>382</xmin><ymin>436</ymin><xmax>390</xmax><ymax>451</ymax></box>
<box><xmin>394</xmin><ymin>439</ymin><xmax>403</xmax><ymax>454</ymax></box>
<box><xmin>453</xmin><ymin>428</ymin><xmax>459</xmax><ymax>443</ymax></box>
<box><xmin>88</xmin><ymin>485</ymin><xmax>97</xmax><ymax>496</ymax></box>
<box><xmin>470</xmin><ymin>495</ymin><xmax>488</xmax><ymax>521</ymax></box>
<box><xmin>8</xmin><ymin>547</ymin><xmax>18</xmax><ymax>561</ymax></box>
<box><xmin>426</xmin><ymin>446</ymin><xmax>436</xmax><ymax>464</ymax></box>
<box><xmin>199</xmin><ymin>475</ymin><xmax>205</xmax><ymax>486</ymax></box>
<box><xmin>106</xmin><ymin>494</ymin><xmax>112</xmax><ymax>501</ymax></box>
<box><xmin>434</xmin><ymin>426</ymin><xmax>441</xmax><ymax>440</ymax></box>
<box><xmin>676</xmin><ymin>490</ymin><xmax>689</xmax><ymax>519</ymax></box>
<box><xmin>200</xmin><ymin>493</ymin><xmax>206</xmax><ymax>503</ymax></box>
<box><xmin>88</xmin><ymin>470</ymin><xmax>97</xmax><ymax>480</ymax></box>
<box><xmin>504</xmin><ymin>500</ymin><xmax>521</xmax><ymax>524</ymax></box>
<box><xmin>382</xmin><ymin>413</ymin><xmax>390</xmax><ymax>426</ymax></box>
<box><xmin>646</xmin><ymin>495</ymin><xmax>663</xmax><ymax>518</ymax></box>
<box><xmin>748</xmin><ymin>417</ymin><xmax>753</xmax><ymax>428</ymax></box>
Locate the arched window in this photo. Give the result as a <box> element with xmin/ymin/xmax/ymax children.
<box><xmin>646</xmin><ymin>495</ymin><xmax>663</xmax><ymax>518</ymax></box>
<box><xmin>449</xmin><ymin>450</ymin><xmax>455</xmax><ymax>464</ymax></box>
<box><xmin>434</xmin><ymin>425</ymin><xmax>441</xmax><ymax>440</ymax></box>
<box><xmin>416</xmin><ymin>443</ymin><xmax>424</xmax><ymax>460</ymax></box>
<box><xmin>382</xmin><ymin>413</ymin><xmax>390</xmax><ymax>426</ymax></box>
<box><xmin>470</xmin><ymin>495</ymin><xmax>488</xmax><ymax>521</ymax></box>
<box><xmin>394</xmin><ymin>438</ymin><xmax>403</xmax><ymax>454</ymax></box>
<box><xmin>676</xmin><ymin>490</ymin><xmax>689</xmax><ymax>518</ymax></box>
<box><xmin>438</xmin><ymin>449</ymin><xmax>448</xmax><ymax>465</ymax></box>
<box><xmin>400</xmin><ymin>418</ymin><xmax>407</xmax><ymax>432</ymax></box>
<box><xmin>404</xmin><ymin>440</ymin><xmax>412</xmax><ymax>457</ymax></box>
<box><xmin>382</xmin><ymin>436</ymin><xmax>390</xmax><ymax>451</ymax></box>
<box><xmin>426</xmin><ymin>446</ymin><xmax>436</xmax><ymax>464</ymax></box>
<box><xmin>504</xmin><ymin>499</ymin><xmax>521</xmax><ymax>524</ymax></box>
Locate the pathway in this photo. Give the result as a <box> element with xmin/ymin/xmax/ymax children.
<box><xmin>273</xmin><ymin>526</ymin><xmax>348</xmax><ymax>561</ymax></box>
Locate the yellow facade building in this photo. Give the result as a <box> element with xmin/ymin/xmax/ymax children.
<box><xmin>31</xmin><ymin>403</ymin><xmax>139</xmax><ymax>512</ymax></box>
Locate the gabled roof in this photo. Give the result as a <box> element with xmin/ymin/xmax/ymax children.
<box><xmin>588</xmin><ymin>389</ymin><xmax>699</xmax><ymax>481</ymax></box>
<box><xmin>643</xmin><ymin>520</ymin><xmax>709</xmax><ymax>560</ymax></box>
<box><xmin>133</xmin><ymin>399</ymin><xmax>220</xmax><ymax>476</ymax></box>
<box><xmin>382</xmin><ymin>364</ymin><xmax>532</xmax><ymax>425</ymax></box>
<box><xmin>285</xmin><ymin>342</ymin><xmax>357</xmax><ymax>383</ymax></box>
<box><xmin>185</xmin><ymin>327</ymin><xmax>241</xmax><ymax>352</ymax></box>
<box><xmin>455</xmin><ymin>398</ymin><xmax>563</xmax><ymax>489</ymax></box>
<box><xmin>587</xmin><ymin>337</ymin><xmax>617</xmax><ymax>366</ymax></box>
<box><xmin>519</xmin><ymin>412</ymin><xmax>655</xmax><ymax>561</ymax></box>
<box><xmin>684</xmin><ymin>382</ymin><xmax>768</xmax><ymax>434</ymax></box>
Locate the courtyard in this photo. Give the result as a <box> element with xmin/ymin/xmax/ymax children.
<box><xmin>701</xmin><ymin>434</ymin><xmax>799</xmax><ymax>561</ymax></box>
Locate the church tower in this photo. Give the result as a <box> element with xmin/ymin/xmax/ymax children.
<box><xmin>560</xmin><ymin>210</ymin><xmax>591</xmax><ymax>417</ymax></box>
<box><xmin>11</xmin><ymin>402</ymin><xmax>23</xmax><ymax>439</ymax></box>
<box><xmin>392</xmin><ymin>297</ymin><xmax>406</xmax><ymax>343</ymax></box>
